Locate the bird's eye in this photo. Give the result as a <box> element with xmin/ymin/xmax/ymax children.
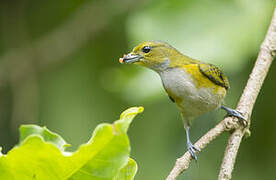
<box><xmin>142</xmin><ymin>46</ymin><xmax>152</xmax><ymax>53</ymax></box>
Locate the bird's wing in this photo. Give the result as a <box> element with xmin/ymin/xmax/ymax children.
<box><xmin>198</xmin><ymin>63</ymin><xmax>229</xmax><ymax>89</ymax></box>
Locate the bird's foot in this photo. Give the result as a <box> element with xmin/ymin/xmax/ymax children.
<box><xmin>187</xmin><ymin>141</ymin><xmax>200</xmax><ymax>160</ymax></box>
<box><xmin>221</xmin><ymin>106</ymin><xmax>247</xmax><ymax>127</ymax></box>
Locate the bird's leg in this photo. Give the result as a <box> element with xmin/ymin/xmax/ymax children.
<box><xmin>220</xmin><ymin>105</ymin><xmax>247</xmax><ymax>126</ymax></box>
<box><xmin>186</xmin><ymin>126</ymin><xmax>200</xmax><ymax>160</ymax></box>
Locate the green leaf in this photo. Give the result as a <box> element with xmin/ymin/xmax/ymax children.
<box><xmin>0</xmin><ymin>136</ymin><xmax>70</xmax><ymax>179</ymax></box>
<box><xmin>0</xmin><ymin>107</ymin><xmax>143</xmax><ymax>180</ymax></box>
<box><xmin>20</xmin><ymin>125</ymin><xmax>70</xmax><ymax>151</ymax></box>
<box><xmin>114</xmin><ymin>158</ymin><xmax>138</xmax><ymax>180</ymax></box>
<box><xmin>67</xmin><ymin>106</ymin><xmax>143</xmax><ymax>179</ymax></box>
<box><xmin>116</xmin><ymin>106</ymin><xmax>144</xmax><ymax>133</ymax></box>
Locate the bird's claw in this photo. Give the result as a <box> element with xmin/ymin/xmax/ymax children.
<box><xmin>187</xmin><ymin>142</ymin><xmax>200</xmax><ymax>160</ymax></box>
<box><xmin>227</xmin><ymin>109</ymin><xmax>247</xmax><ymax>127</ymax></box>
<box><xmin>221</xmin><ymin>106</ymin><xmax>247</xmax><ymax>127</ymax></box>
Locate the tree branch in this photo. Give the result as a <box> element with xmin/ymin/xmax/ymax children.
<box><xmin>166</xmin><ymin>116</ymin><xmax>240</xmax><ymax>180</ymax></box>
<box><xmin>167</xmin><ymin>8</ymin><xmax>276</xmax><ymax>180</ymax></box>
<box><xmin>218</xmin><ymin>8</ymin><xmax>276</xmax><ymax>180</ymax></box>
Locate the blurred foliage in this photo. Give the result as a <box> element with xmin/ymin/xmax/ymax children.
<box><xmin>0</xmin><ymin>0</ymin><xmax>275</xmax><ymax>179</ymax></box>
<box><xmin>0</xmin><ymin>107</ymin><xmax>142</xmax><ymax>180</ymax></box>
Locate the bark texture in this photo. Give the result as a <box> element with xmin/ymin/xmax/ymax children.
<box><xmin>167</xmin><ymin>8</ymin><xmax>276</xmax><ymax>180</ymax></box>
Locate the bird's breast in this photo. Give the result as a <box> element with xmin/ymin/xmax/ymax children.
<box><xmin>159</xmin><ymin>67</ymin><xmax>226</xmax><ymax>120</ymax></box>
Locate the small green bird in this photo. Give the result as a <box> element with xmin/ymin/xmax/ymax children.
<box><xmin>120</xmin><ymin>40</ymin><xmax>245</xmax><ymax>160</ymax></box>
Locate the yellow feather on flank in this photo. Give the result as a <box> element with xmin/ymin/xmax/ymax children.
<box><xmin>120</xmin><ymin>40</ymin><xmax>247</xmax><ymax>160</ymax></box>
<box><xmin>181</xmin><ymin>64</ymin><xmax>226</xmax><ymax>96</ymax></box>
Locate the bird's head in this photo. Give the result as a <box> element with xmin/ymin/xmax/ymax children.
<box><xmin>119</xmin><ymin>41</ymin><xmax>183</xmax><ymax>71</ymax></box>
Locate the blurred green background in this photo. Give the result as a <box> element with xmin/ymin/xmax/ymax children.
<box><xmin>0</xmin><ymin>0</ymin><xmax>275</xmax><ymax>179</ymax></box>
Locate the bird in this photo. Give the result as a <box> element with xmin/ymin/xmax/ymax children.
<box><xmin>119</xmin><ymin>40</ymin><xmax>246</xmax><ymax>160</ymax></box>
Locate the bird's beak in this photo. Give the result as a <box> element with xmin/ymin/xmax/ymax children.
<box><xmin>119</xmin><ymin>53</ymin><xmax>142</xmax><ymax>64</ymax></box>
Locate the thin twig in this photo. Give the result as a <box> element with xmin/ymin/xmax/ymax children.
<box><xmin>218</xmin><ymin>8</ymin><xmax>276</xmax><ymax>180</ymax></box>
<box><xmin>166</xmin><ymin>117</ymin><xmax>239</xmax><ymax>180</ymax></box>
<box><xmin>167</xmin><ymin>8</ymin><xmax>276</xmax><ymax>180</ymax></box>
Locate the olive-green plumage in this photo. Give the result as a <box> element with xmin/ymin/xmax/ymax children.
<box><xmin>127</xmin><ymin>41</ymin><xmax>229</xmax><ymax>89</ymax></box>
<box><xmin>120</xmin><ymin>40</ymin><xmax>245</xmax><ymax>160</ymax></box>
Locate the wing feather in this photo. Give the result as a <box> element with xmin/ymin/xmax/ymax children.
<box><xmin>199</xmin><ymin>64</ymin><xmax>229</xmax><ymax>90</ymax></box>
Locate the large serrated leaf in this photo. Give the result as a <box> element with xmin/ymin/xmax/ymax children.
<box><xmin>0</xmin><ymin>107</ymin><xmax>143</xmax><ymax>180</ymax></box>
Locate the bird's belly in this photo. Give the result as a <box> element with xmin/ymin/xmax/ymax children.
<box><xmin>159</xmin><ymin>68</ymin><xmax>226</xmax><ymax>120</ymax></box>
